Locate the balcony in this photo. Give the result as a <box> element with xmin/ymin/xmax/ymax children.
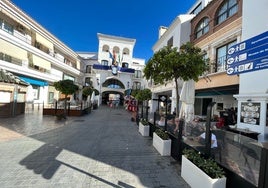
<box><xmin>93</xmin><ymin>64</ymin><xmax>135</xmax><ymax>73</ymax></box>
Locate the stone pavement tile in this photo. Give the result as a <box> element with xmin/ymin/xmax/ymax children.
<box><xmin>0</xmin><ymin>106</ymin><xmax>190</xmax><ymax>188</ymax></box>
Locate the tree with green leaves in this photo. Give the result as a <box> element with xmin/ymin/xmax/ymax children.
<box><xmin>134</xmin><ymin>88</ymin><xmax>152</xmax><ymax>120</ymax></box>
<box><xmin>53</xmin><ymin>79</ymin><xmax>79</xmax><ymax>117</ymax></box>
<box><xmin>135</xmin><ymin>88</ymin><xmax>152</xmax><ymax>101</ymax></box>
<box><xmin>143</xmin><ymin>42</ymin><xmax>208</xmax><ymax>116</ymax></box>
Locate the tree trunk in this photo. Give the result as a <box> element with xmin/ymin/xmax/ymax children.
<box><xmin>64</xmin><ymin>94</ymin><xmax>67</xmax><ymax>117</ymax></box>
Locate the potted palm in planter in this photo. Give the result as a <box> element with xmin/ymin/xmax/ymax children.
<box><xmin>153</xmin><ymin>129</ymin><xmax>171</xmax><ymax>156</ymax></box>
<box><xmin>139</xmin><ymin>119</ymin><xmax>150</xmax><ymax>136</ymax></box>
<box><xmin>181</xmin><ymin>148</ymin><xmax>226</xmax><ymax>188</ymax></box>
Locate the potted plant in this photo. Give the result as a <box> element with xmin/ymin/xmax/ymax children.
<box><xmin>139</xmin><ymin>119</ymin><xmax>150</xmax><ymax>136</ymax></box>
<box><xmin>153</xmin><ymin>129</ymin><xmax>171</xmax><ymax>156</ymax></box>
<box><xmin>181</xmin><ymin>148</ymin><xmax>226</xmax><ymax>188</ymax></box>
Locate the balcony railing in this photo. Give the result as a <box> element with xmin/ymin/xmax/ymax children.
<box><xmin>93</xmin><ymin>64</ymin><xmax>135</xmax><ymax>73</ymax></box>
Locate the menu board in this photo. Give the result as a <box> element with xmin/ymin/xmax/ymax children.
<box><xmin>240</xmin><ymin>102</ymin><xmax>260</xmax><ymax>125</ymax></box>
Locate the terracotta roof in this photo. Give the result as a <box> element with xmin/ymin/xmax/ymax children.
<box><xmin>0</xmin><ymin>69</ymin><xmax>29</xmax><ymax>86</ymax></box>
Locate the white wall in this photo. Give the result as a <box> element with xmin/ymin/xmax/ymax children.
<box><xmin>236</xmin><ymin>0</ymin><xmax>268</xmax><ymax>141</ymax></box>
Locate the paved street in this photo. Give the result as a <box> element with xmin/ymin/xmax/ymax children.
<box><xmin>0</xmin><ymin>105</ymin><xmax>190</xmax><ymax>188</ymax></box>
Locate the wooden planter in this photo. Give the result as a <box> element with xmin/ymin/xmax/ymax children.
<box><xmin>153</xmin><ymin>132</ymin><xmax>171</xmax><ymax>156</ymax></box>
<box><xmin>181</xmin><ymin>155</ymin><xmax>226</xmax><ymax>188</ymax></box>
<box><xmin>139</xmin><ymin>122</ymin><xmax>150</xmax><ymax>136</ymax></box>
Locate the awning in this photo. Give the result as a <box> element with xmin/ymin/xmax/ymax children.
<box><xmin>0</xmin><ymin>39</ymin><xmax>28</xmax><ymax>60</ymax></box>
<box><xmin>36</xmin><ymin>33</ymin><xmax>53</xmax><ymax>49</ymax></box>
<box><xmin>32</xmin><ymin>54</ymin><xmax>51</xmax><ymax>70</ymax></box>
<box><xmin>195</xmin><ymin>85</ymin><xmax>239</xmax><ymax>96</ymax></box>
<box><xmin>0</xmin><ymin>7</ymin><xmax>30</xmax><ymax>30</ymax></box>
<box><xmin>19</xmin><ymin>75</ymin><xmax>48</xmax><ymax>86</ymax></box>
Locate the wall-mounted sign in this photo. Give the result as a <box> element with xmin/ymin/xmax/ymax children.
<box><xmin>227</xmin><ymin>30</ymin><xmax>268</xmax><ymax>75</ymax></box>
<box><xmin>240</xmin><ymin>102</ymin><xmax>260</xmax><ymax>125</ymax></box>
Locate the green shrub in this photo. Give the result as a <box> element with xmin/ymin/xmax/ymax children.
<box><xmin>140</xmin><ymin>119</ymin><xmax>149</xmax><ymax>125</ymax></box>
<box><xmin>183</xmin><ymin>148</ymin><xmax>225</xmax><ymax>179</ymax></box>
<box><xmin>155</xmin><ymin>129</ymin><xmax>169</xmax><ymax>140</ymax></box>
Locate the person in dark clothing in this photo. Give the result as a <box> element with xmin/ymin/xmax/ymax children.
<box><xmin>227</xmin><ymin>107</ymin><xmax>236</xmax><ymax>126</ymax></box>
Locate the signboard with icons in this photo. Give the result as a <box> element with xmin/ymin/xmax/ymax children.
<box><xmin>227</xmin><ymin>30</ymin><xmax>268</xmax><ymax>75</ymax></box>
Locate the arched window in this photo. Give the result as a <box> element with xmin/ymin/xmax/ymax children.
<box><xmin>123</xmin><ymin>48</ymin><xmax>130</xmax><ymax>55</ymax></box>
<box><xmin>102</xmin><ymin>79</ymin><xmax>125</xmax><ymax>89</ymax></box>
<box><xmin>195</xmin><ymin>17</ymin><xmax>209</xmax><ymax>39</ymax></box>
<box><xmin>216</xmin><ymin>0</ymin><xmax>238</xmax><ymax>25</ymax></box>
<box><xmin>102</xmin><ymin>45</ymin><xmax>109</xmax><ymax>52</ymax></box>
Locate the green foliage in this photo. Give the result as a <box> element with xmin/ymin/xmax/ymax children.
<box><xmin>143</xmin><ymin>42</ymin><xmax>208</xmax><ymax>115</ymax></box>
<box><xmin>83</xmin><ymin>86</ymin><xmax>93</xmax><ymax>97</ymax></box>
<box><xmin>131</xmin><ymin>89</ymin><xmax>139</xmax><ymax>98</ymax></box>
<box><xmin>135</xmin><ymin>88</ymin><xmax>152</xmax><ymax>101</ymax></box>
<box><xmin>53</xmin><ymin>79</ymin><xmax>78</xmax><ymax>95</ymax></box>
<box><xmin>93</xmin><ymin>89</ymin><xmax>100</xmax><ymax>95</ymax></box>
<box><xmin>155</xmin><ymin>129</ymin><xmax>169</xmax><ymax>140</ymax></box>
<box><xmin>144</xmin><ymin>42</ymin><xmax>208</xmax><ymax>84</ymax></box>
<box><xmin>140</xmin><ymin>119</ymin><xmax>149</xmax><ymax>126</ymax></box>
<box><xmin>183</xmin><ymin>149</ymin><xmax>225</xmax><ymax>179</ymax></box>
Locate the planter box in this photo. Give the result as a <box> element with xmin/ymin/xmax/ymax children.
<box><xmin>153</xmin><ymin>132</ymin><xmax>171</xmax><ymax>156</ymax></box>
<box><xmin>181</xmin><ymin>155</ymin><xmax>226</xmax><ymax>188</ymax></box>
<box><xmin>139</xmin><ymin>122</ymin><xmax>150</xmax><ymax>136</ymax></box>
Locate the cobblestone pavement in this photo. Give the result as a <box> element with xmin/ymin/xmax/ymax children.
<box><xmin>0</xmin><ymin>106</ymin><xmax>190</xmax><ymax>188</ymax></box>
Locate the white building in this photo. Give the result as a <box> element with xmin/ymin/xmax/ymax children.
<box><xmin>0</xmin><ymin>0</ymin><xmax>82</xmax><ymax>108</ymax></box>
<box><xmin>79</xmin><ymin>33</ymin><xmax>146</xmax><ymax>106</ymax></box>
<box><xmin>149</xmin><ymin>0</ymin><xmax>212</xmax><ymax>114</ymax></box>
<box><xmin>234</xmin><ymin>0</ymin><xmax>268</xmax><ymax>141</ymax></box>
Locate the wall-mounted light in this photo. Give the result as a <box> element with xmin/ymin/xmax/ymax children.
<box><xmin>97</xmin><ymin>78</ymin><xmax>100</xmax><ymax>85</ymax></box>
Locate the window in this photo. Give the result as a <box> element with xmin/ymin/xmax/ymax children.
<box><xmin>135</xmin><ymin>70</ymin><xmax>142</xmax><ymax>78</ymax></box>
<box><xmin>48</xmin><ymin>92</ymin><xmax>54</xmax><ymax>104</ymax></box>
<box><xmin>216</xmin><ymin>0</ymin><xmax>238</xmax><ymax>25</ymax></box>
<box><xmin>103</xmin><ymin>79</ymin><xmax>124</xmax><ymax>89</ymax></box>
<box><xmin>190</xmin><ymin>3</ymin><xmax>202</xmax><ymax>15</ymax></box>
<box><xmin>167</xmin><ymin>37</ymin><xmax>173</xmax><ymax>47</ymax></box>
<box><xmin>216</xmin><ymin>40</ymin><xmax>236</xmax><ymax>72</ymax></box>
<box><xmin>101</xmin><ymin>60</ymin><xmax>108</xmax><ymax>66</ymax></box>
<box><xmin>195</xmin><ymin>17</ymin><xmax>209</xmax><ymax>39</ymax></box>
<box><xmin>86</xmin><ymin>65</ymin><xmax>92</xmax><ymax>73</ymax></box>
<box><xmin>122</xmin><ymin>62</ymin><xmax>129</xmax><ymax>68</ymax></box>
<box><xmin>133</xmin><ymin>82</ymin><xmax>141</xmax><ymax>90</ymax></box>
<box><xmin>85</xmin><ymin>77</ymin><xmax>92</xmax><ymax>86</ymax></box>
<box><xmin>3</xmin><ymin>21</ymin><xmax>13</xmax><ymax>34</ymax></box>
<box><xmin>0</xmin><ymin>19</ymin><xmax>3</xmax><ymax>29</ymax></box>
<box><xmin>63</xmin><ymin>74</ymin><xmax>75</xmax><ymax>82</ymax></box>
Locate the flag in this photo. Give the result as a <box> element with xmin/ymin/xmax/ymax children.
<box><xmin>112</xmin><ymin>51</ymin><xmax>117</xmax><ymax>66</ymax></box>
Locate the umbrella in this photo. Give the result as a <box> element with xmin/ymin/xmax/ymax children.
<box><xmin>91</xmin><ymin>91</ymin><xmax>95</xmax><ymax>103</ymax></box>
<box><xmin>179</xmin><ymin>79</ymin><xmax>195</xmax><ymax>123</ymax></box>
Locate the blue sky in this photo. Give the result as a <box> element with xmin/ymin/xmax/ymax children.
<box><xmin>11</xmin><ymin>0</ymin><xmax>196</xmax><ymax>61</ymax></box>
